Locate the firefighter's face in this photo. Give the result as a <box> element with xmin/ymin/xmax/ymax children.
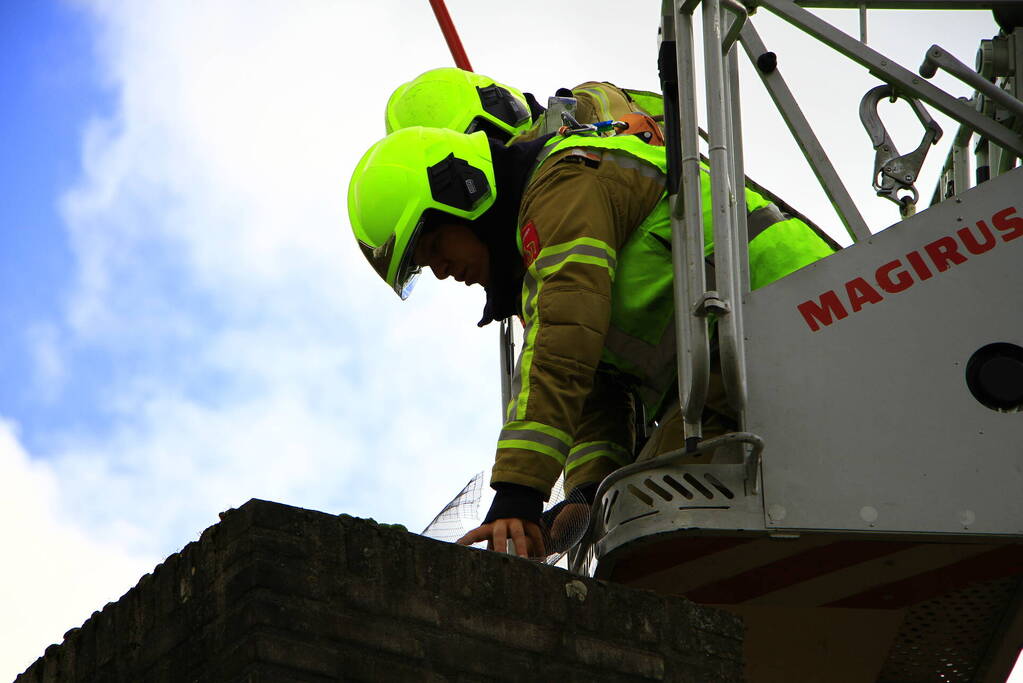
<box><xmin>413</xmin><ymin>222</ymin><xmax>490</xmax><ymax>288</ymax></box>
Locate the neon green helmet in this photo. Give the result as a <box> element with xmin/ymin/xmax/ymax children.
<box><xmin>348</xmin><ymin>127</ymin><xmax>497</xmax><ymax>299</ymax></box>
<box><xmin>385</xmin><ymin>67</ymin><xmax>532</xmax><ymax>141</ymax></box>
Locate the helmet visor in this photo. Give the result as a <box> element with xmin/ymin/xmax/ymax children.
<box><xmin>358</xmin><ymin>218</ymin><xmax>425</xmax><ymax>300</ymax></box>
<box><xmin>465</xmin><ymin>116</ymin><xmax>513</xmax><ymax>142</ymax></box>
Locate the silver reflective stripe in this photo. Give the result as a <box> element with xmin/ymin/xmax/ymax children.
<box><xmin>604</xmin><ymin>322</ymin><xmax>677</xmax><ymax>408</ymax></box>
<box><xmin>747</xmin><ymin>203</ymin><xmax>788</xmax><ymax>242</ymax></box>
<box><xmin>567</xmin><ymin>442</ymin><xmax>621</xmax><ymax>464</ymax></box>
<box><xmin>507</xmin><ymin>351</ymin><xmax>523</xmax><ymax>422</ymax></box>
<box><xmin>601</xmin><ymin>150</ymin><xmax>665</xmax><ymax>181</ymax></box>
<box><xmin>498</xmin><ymin>427</ymin><xmax>570</xmax><ymax>456</ymax></box>
<box><xmin>706</xmin><ymin>202</ymin><xmax>788</xmax><ymax>267</ymax></box>
<box><xmin>522</xmin><ymin>271</ymin><xmax>539</xmax><ymax>319</ymax></box>
<box><xmin>534</xmin><ymin>244</ymin><xmax>617</xmax><ymax>275</ymax></box>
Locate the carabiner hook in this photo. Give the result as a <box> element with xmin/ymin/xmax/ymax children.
<box><xmin>859</xmin><ymin>84</ymin><xmax>943</xmax><ymax>213</ymax></box>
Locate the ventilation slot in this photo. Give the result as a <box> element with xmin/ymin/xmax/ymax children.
<box><xmin>627</xmin><ymin>484</ymin><xmax>655</xmax><ymax>507</ymax></box>
<box><xmin>603</xmin><ymin>489</ymin><xmax>620</xmax><ymax>526</ymax></box>
<box><xmin>644</xmin><ymin>478</ymin><xmax>674</xmax><ymax>501</ymax></box>
<box><xmin>662</xmin><ymin>475</ymin><xmax>694</xmax><ymax>500</ymax></box>
<box><xmin>703</xmin><ymin>473</ymin><xmax>735</xmax><ymax>499</ymax></box>
<box><xmin>683</xmin><ymin>473</ymin><xmax>715</xmax><ymax>500</ymax></box>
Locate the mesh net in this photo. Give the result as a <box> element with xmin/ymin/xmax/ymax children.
<box><xmin>421</xmin><ymin>471</ymin><xmax>591</xmax><ymax>565</ymax></box>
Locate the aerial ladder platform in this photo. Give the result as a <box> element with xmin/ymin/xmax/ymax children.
<box><xmin>562</xmin><ymin>2</ymin><xmax>1023</xmax><ymax>681</ymax></box>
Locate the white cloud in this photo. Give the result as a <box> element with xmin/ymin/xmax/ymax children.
<box><xmin>0</xmin><ymin>418</ymin><xmax>154</xmax><ymax>682</ymax></box>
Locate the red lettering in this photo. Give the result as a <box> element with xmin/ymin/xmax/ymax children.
<box><xmin>845</xmin><ymin>277</ymin><xmax>883</xmax><ymax>312</ymax></box>
<box><xmin>798</xmin><ymin>291</ymin><xmax>848</xmax><ymax>332</ymax></box>
<box><xmin>800</xmin><ymin>209</ymin><xmax>1014</xmax><ymax>332</ymax></box>
<box><xmin>924</xmin><ymin>236</ymin><xmax>968</xmax><ymax>272</ymax></box>
<box><xmin>993</xmin><ymin>206</ymin><xmax>1023</xmax><ymax>242</ymax></box>
<box><xmin>875</xmin><ymin>259</ymin><xmax>914</xmax><ymax>293</ymax></box>
<box><xmin>957</xmin><ymin>220</ymin><xmax>996</xmax><ymax>255</ymax></box>
<box><xmin>906</xmin><ymin>250</ymin><xmax>933</xmax><ymax>280</ymax></box>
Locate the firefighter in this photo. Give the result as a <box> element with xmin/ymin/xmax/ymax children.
<box><xmin>348</xmin><ymin>126</ymin><xmax>833</xmax><ymax>557</ymax></box>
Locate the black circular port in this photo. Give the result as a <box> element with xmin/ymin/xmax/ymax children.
<box><xmin>966</xmin><ymin>342</ymin><xmax>1023</xmax><ymax>412</ymax></box>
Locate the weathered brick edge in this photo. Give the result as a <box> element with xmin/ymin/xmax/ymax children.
<box><xmin>18</xmin><ymin>499</ymin><xmax>743</xmax><ymax>682</ymax></box>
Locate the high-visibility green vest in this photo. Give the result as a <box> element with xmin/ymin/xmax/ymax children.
<box><xmin>528</xmin><ymin>134</ymin><xmax>834</xmax><ymax>411</ymax></box>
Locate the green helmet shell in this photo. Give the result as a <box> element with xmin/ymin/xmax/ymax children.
<box><xmin>348</xmin><ymin>127</ymin><xmax>497</xmax><ymax>299</ymax></box>
<box><xmin>385</xmin><ymin>67</ymin><xmax>531</xmax><ymax>141</ymax></box>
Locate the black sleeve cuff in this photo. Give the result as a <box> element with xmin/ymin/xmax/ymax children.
<box><xmin>483</xmin><ymin>483</ymin><xmax>544</xmax><ymax>525</ymax></box>
<box><xmin>574</xmin><ymin>482</ymin><xmax>599</xmax><ymax>505</ymax></box>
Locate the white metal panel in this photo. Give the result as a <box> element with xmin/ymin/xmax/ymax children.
<box><xmin>744</xmin><ymin>168</ymin><xmax>1023</xmax><ymax>535</ymax></box>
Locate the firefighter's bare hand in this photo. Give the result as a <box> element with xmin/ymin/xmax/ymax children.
<box><xmin>456</xmin><ymin>518</ymin><xmax>547</xmax><ymax>558</ymax></box>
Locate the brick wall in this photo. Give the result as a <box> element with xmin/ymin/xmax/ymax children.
<box><xmin>18</xmin><ymin>499</ymin><xmax>743</xmax><ymax>682</ymax></box>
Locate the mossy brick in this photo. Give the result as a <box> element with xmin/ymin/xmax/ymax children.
<box><xmin>567</xmin><ymin>634</ymin><xmax>666</xmax><ymax>679</ymax></box>
<box><xmin>335</xmin><ymin>578</ymin><xmax>443</xmax><ymax>627</ymax></box>
<box><xmin>446</xmin><ymin>611</ymin><xmax>559</xmax><ymax>654</ymax></box>
<box><xmin>226</xmin><ymin>591</ymin><xmax>428</xmax><ymax>661</ymax></box>
<box><xmin>242</xmin><ymin>499</ymin><xmax>321</xmax><ymax>538</ymax></box>
<box><xmin>38</xmin><ymin>645</ymin><xmax>60</xmax><ymax>683</ymax></box>
<box><xmin>49</xmin><ymin>628</ymin><xmax>77</xmax><ymax>682</ymax></box>
<box><xmin>421</xmin><ymin>628</ymin><xmax>540</xmax><ymax>681</ymax></box>
<box><xmin>333</xmin><ymin>642</ymin><xmax>448</xmax><ymax>683</ymax></box>
<box><xmin>198</xmin><ymin>638</ymin><xmax>260</xmax><ymax>683</ymax></box>
<box><xmin>150</xmin><ymin>554</ymin><xmax>182</xmax><ymax>618</ymax></box>
<box><xmin>415</xmin><ymin>544</ymin><xmax>514</xmax><ymax>611</ymax></box>
<box><xmin>246</xmin><ymin>631</ymin><xmax>342</xmax><ymax>679</ymax></box>
<box><xmin>72</xmin><ymin>616</ymin><xmax>97</xmax><ymax>677</ymax></box>
<box><xmin>342</xmin><ymin>527</ymin><xmax>417</xmax><ymax>585</ymax></box>
<box><xmin>224</xmin><ymin>555</ymin><xmax>328</xmax><ymax>603</ymax></box>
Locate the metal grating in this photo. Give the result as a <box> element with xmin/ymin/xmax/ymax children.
<box><xmin>877</xmin><ymin>576</ymin><xmax>1021</xmax><ymax>683</ymax></box>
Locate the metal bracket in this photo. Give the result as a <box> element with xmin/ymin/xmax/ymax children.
<box><xmin>694</xmin><ymin>290</ymin><xmax>730</xmax><ymax>317</ymax></box>
<box><xmin>859</xmin><ymin>84</ymin><xmax>943</xmax><ymax>214</ymax></box>
<box><xmin>542</xmin><ymin>96</ymin><xmax>578</xmax><ymax>136</ymax></box>
<box><xmin>721</xmin><ymin>0</ymin><xmax>748</xmax><ymax>53</ymax></box>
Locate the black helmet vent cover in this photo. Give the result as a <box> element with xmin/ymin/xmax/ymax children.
<box><xmin>427</xmin><ymin>153</ymin><xmax>490</xmax><ymax>212</ymax></box>
<box><xmin>476</xmin><ymin>85</ymin><xmax>529</xmax><ymax>127</ymax></box>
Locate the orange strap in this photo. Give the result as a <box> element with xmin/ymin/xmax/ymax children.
<box><xmin>617</xmin><ymin>113</ymin><xmax>665</xmax><ymax>146</ymax></box>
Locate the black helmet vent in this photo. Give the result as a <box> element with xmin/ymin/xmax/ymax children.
<box><xmin>476</xmin><ymin>85</ymin><xmax>529</xmax><ymax>127</ymax></box>
<box><xmin>427</xmin><ymin>153</ymin><xmax>489</xmax><ymax>212</ymax></box>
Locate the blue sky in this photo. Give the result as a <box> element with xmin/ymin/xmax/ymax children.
<box><xmin>1</xmin><ymin>1</ymin><xmax>1019</xmax><ymax>680</ymax></box>
<box><xmin>0</xmin><ymin>2</ymin><xmax>111</xmax><ymax>447</ymax></box>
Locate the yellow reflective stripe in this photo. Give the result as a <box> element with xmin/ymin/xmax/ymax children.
<box><xmin>513</xmin><ymin>273</ymin><xmax>542</xmax><ymax>420</ymax></box>
<box><xmin>500</xmin><ymin>420</ymin><xmax>572</xmax><ymax>449</ymax></box>
<box><xmin>534</xmin><ymin>238</ymin><xmax>617</xmax><ymax>279</ymax></box>
<box><xmin>565</xmin><ymin>441</ymin><xmax>632</xmax><ymax>473</ymax></box>
<box><xmin>511</xmin><ymin>238</ymin><xmax>616</xmax><ymax>421</ymax></box>
<box><xmin>497</xmin><ymin>439</ymin><xmax>567</xmax><ymax>466</ymax></box>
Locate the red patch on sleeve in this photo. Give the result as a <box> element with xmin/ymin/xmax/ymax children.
<box><xmin>521</xmin><ymin>220</ymin><xmax>540</xmax><ymax>267</ymax></box>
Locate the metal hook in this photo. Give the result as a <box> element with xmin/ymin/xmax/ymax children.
<box><xmin>859</xmin><ymin>84</ymin><xmax>943</xmax><ymax>212</ymax></box>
